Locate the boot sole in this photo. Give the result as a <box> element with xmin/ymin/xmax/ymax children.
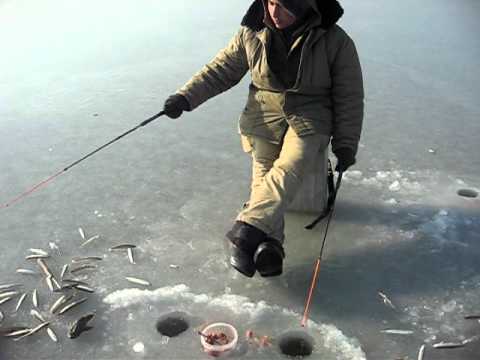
<box><xmin>254</xmin><ymin>242</ymin><xmax>283</xmax><ymax>277</ymax></box>
<box><xmin>229</xmin><ymin>245</ymin><xmax>256</xmax><ymax>278</ymax></box>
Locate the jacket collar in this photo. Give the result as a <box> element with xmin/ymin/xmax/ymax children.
<box><xmin>241</xmin><ymin>0</ymin><xmax>344</xmax><ymax>32</ymax></box>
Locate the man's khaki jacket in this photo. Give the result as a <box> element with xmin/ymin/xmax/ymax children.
<box><xmin>178</xmin><ymin>0</ymin><xmax>364</xmax><ymax>154</ymax></box>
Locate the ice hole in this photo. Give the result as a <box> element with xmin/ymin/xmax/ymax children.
<box><xmin>457</xmin><ymin>189</ymin><xmax>479</xmax><ymax>198</ymax></box>
<box><xmin>278</xmin><ymin>330</ymin><xmax>314</xmax><ymax>357</ymax></box>
<box><xmin>156</xmin><ymin>311</ymin><xmax>190</xmax><ymax>337</ymax></box>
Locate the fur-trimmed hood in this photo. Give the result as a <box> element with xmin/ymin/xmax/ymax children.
<box><xmin>241</xmin><ymin>0</ymin><xmax>344</xmax><ymax>32</ymax></box>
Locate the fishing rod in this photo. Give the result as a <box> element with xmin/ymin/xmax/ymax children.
<box><xmin>301</xmin><ymin>171</ymin><xmax>343</xmax><ymax>327</ymax></box>
<box><xmin>1</xmin><ymin>111</ymin><xmax>165</xmax><ymax>209</ymax></box>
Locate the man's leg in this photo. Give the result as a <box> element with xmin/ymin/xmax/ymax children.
<box><xmin>238</xmin><ymin>128</ymin><xmax>330</xmax><ymax>236</ymax></box>
<box><xmin>227</xmin><ymin>135</ymin><xmax>282</xmax><ymax>277</ymax></box>
<box><xmin>240</xmin><ymin>134</ymin><xmax>284</xmax><ymax>237</ymax></box>
<box><xmin>228</xmin><ymin>129</ymin><xmax>330</xmax><ymax>277</ymax></box>
<box><xmin>238</xmin><ymin>128</ymin><xmax>330</xmax><ymax>276</ymax></box>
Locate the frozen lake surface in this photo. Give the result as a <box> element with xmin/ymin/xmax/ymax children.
<box><xmin>1</xmin><ymin>0</ymin><xmax>479</xmax><ymax>359</ymax></box>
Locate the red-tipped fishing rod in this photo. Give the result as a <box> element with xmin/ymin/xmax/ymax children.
<box><xmin>301</xmin><ymin>171</ymin><xmax>343</xmax><ymax>327</ymax></box>
<box><xmin>1</xmin><ymin>111</ymin><xmax>165</xmax><ymax>209</ymax></box>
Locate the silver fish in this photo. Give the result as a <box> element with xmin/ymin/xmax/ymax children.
<box><xmin>13</xmin><ymin>322</ymin><xmax>49</xmax><ymax>341</ymax></box>
<box><xmin>70</xmin><ymin>264</ymin><xmax>97</xmax><ymax>273</ymax></box>
<box><xmin>26</xmin><ymin>321</ymin><xmax>49</xmax><ymax>336</ymax></box>
<box><xmin>0</xmin><ymin>283</ymin><xmax>22</xmax><ymax>291</ymax></box>
<box><xmin>25</xmin><ymin>254</ymin><xmax>50</xmax><ymax>260</ymax></box>
<box><xmin>125</xmin><ymin>277</ymin><xmax>151</xmax><ymax>286</ymax></box>
<box><xmin>73</xmin><ymin>284</ymin><xmax>95</xmax><ymax>293</ymax></box>
<box><xmin>169</xmin><ymin>264</ymin><xmax>180</xmax><ymax>269</ymax></box>
<box><xmin>127</xmin><ymin>248</ymin><xmax>135</xmax><ymax>264</ymax></box>
<box><xmin>0</xmin><ymin>291</ymin><xmax>19</xmax><ymax>299</ymax></box>
<box><xmin>378</xmin><ymin>291</ymin><xmax>396</xmax><ymax>309</ymax></box>
<box><xmin>60</xmin><ymin>264</ymin><xmax>69</xmax><ymax>280</ymax></box>
<box><xmin>46</xmin><ymin>327</ymin><xmax>58</xmax><ymax>342</ymax></box>
<box><xmin>45</xmin><ymin>275</ymin><xmax>54</xmax><ymax>292</ymax></box>
<box><xmin>50</xmin><ymin>294</ymin><xmax>73</xmax><ymax>314</ymax></box>
<box><xmin>30</xmin><ymin>309</ymin><xmax>46</xmax><ymax>322</ymax></box>
<box><xmin>418</xmin><ymin>344</ymin><xmax>425</xmax><ymax>360</ymax></box>
<box><xmin>53</xmin><ymin>284</ymin><xmax>76</xmax><ymax>292</ymax></box>
<box><xmin>0</xmin><ymin>310</ymin><xmax>3</xmax><ymax>323</ymax></box>
<box><xmin>62</xmin><ymin>279</ymin><xmax>90</xmax><ymax>286</ymax></box>
<box><xmin>28</xmin><ymin>248</ymin><xmax>49</xmax><ymax>256</ymax></box>
<box><xmin>14</xmin><ymin>293</ymin><xmax>27</xmax><ymax>312</ymax></box>
<box><xmin>51</xmin><ymin>276</ymin><xmax>61</xmax><ymax>290</ymax></box>
<box><xmin>381</xmin><ymin>329</ymin><xmax>414</xmax><ymax>335</ymax></box>
<box><xmin>110</xmin><ymin>244</ymin><xmax>136</xmax><ymax>251</ymax></box>
<box><xmin>433</xmin><ymin>341</ymin><xmax>465</xmax><ymax>349</ymax></box>
<box><xmin>80</xmin><ymin>235</ymin><xmax>100</xmax><ymax>247</ymax></box>
<box><xmin>16</xmin><ymin>268</ymin><xmax>38</xmax><ymax>275</ymax></box>
<box><xmin>3</xmin><ymin>328</ymin><xmax>31</xmax><ymax>338</ymax></box>
<box><xmin>78</xmin><ymin>227</ymin><xmax>86</xmax><ymax>240</ymax></box>
<box><xmin>32</xmin><ymin>289</ymin><xmax>39</xmax><ymax>308</ymax></box>
<box><xmin>0</xmin><ymin>297</ymin><xmax>14</xmax><ymax>305</ymax></box>
<box><xmin>58</xmin><ymin>297</ymin><xmax>88</xmax><ymax>315</ymax></box>
<box><xmin>37</xmin><ymin>258</ymin><xmax>53</xmax><ymax>277</ymax></box>
<box><xmin>71</xmin><ymin>256</ymin><xmax>103</xmax><ymax>263</ymax></box>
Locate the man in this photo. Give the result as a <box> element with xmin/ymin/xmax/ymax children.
<box><xmin>162</xmin><ymin>0</ymin><xmax>364</xmax><ymax>278</ymax></box>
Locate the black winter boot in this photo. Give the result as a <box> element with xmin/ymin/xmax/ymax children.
<box><xmin>226</xmin><ymin>221</ymin><xmax>267</xmax><ymax>277</ymax></box>
<box><xmin>254</xmin><ymin>237</ymin><xmax>285</xmax><ymax>277</ymax></box>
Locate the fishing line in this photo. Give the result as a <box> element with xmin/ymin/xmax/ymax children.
<box><xmin>1</xmin><ymin>111</ymin><xmax>165</xmax><ymax>209</ymax></box>
<box><xmin>301</xmin><ymin>172</ymin><xmax>342</xmax><ymax>327</ymax></box>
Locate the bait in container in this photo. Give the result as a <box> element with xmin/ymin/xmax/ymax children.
<box><xmin>200</xmin><ymin>322</ymin><xmax>238</xmax><ymax>357</ymax></box>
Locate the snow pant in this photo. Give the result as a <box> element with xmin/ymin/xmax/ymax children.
<box><xmin>237</xmin><ymin>127</ymin><xmax>331</xmax><ymax>242</ymax></box>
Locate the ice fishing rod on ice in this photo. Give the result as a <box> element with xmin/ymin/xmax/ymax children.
<box><xmin>0</xmin><ymin>111</ymin><xmax>165</xmax><ymax>209</ymax></box>
<box><xmin>301</xmin><ymin>172</ymin><xmax>343</xmax><ymax>327</ymax></box>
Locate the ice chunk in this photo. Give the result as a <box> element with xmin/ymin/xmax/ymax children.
<box><xmin>441</xmin><ymin>300</ymin><xmax>457</xmax><ymax>313</ymax></box>
<box><xmin>132</xmin><ymin>342</ymin><xmax>145</xmax><ymax>353</ymax></box>
<box><xmin>345</xmin><ymin>170</ymin><xmax>363</xmax><ymax>179</ymax></box>
<box><xmin>389</xmin><ymin>181</ymin><xmax>401</xmax><ymax>191</ymax></box>
<box><xmin>385</xmin><ymin>198</ymin><xmax>398</xmax><ymax>205</ymax></box>
<box><xmin>376</xmin><ymin>171</ymin><xmax>390</xmax><ymax>180</ymax></box>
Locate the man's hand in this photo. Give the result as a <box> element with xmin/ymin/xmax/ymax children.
<box><xmin>163</xmin><ymin>94</ymin><xmax>190</xmax><ymax>119</ymax></box>
<box><xmin>334</xmin><ymin>148</ymin><xmax>356</xmax><ymax>172</ymax></box>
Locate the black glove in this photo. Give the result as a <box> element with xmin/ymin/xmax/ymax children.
<box><xmin>334</xmin><ymin>147</ymin><xmax>356</xmax><ymax>172</ymax></box>
<box><xmin>163</xmin><ymin>94</ymin><xmax>190</xmax><ymax>119</ymax></box>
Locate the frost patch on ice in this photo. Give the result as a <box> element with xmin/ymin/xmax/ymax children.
<box><xmin>104</xmin><ymin>284</ymin><xmax>192</xmax><ymax>309</ymax></box>
<box><xmin>345</xmin><ymin>170</ymin><xmax>363</xmax><ymax>179</ymax></box>
<box><xmin>419</xmin><ymin>209</ymin><xmax>467</xmax><ymax>247</ymax></box>
<box><xmin>103</xmin><ymin>285</ymin><xmax>366</xmax><ymax>360</ymax></box>
<box><xmin>404</xmin><ymin>296</ymin><xmax>470</xmax><ymax>344</ymax></box>
<box><xmin>384</xmin><ymin>198</ymin><xmax>398</xmax><ymax>205</ymax></box>
<box><xmin>343</xmin><ymin>169</ymin><xmax>423</xmax><ymax>194</ymax></box>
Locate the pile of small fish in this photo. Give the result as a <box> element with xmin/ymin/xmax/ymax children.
<box><xmin>0</xmin><ymin>227</ymin><xmax>152</xmax><ymax>344</ymax></box>
<box><xmin>377</xmin><ymin>291</ymin><xmax>480</xmax><ymax>360</ymax></box>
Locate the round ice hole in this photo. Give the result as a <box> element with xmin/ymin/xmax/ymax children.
<box><xmin>278</xmin><ymin>330</ymin><xmax>314</xmax><ymax>357</ymax></box>
<box><xmin>156</xmin><ymin>312</ymin><xmax>190</xmax><ymax>337</ymax></box>
<box><xmin>457</xmin><ymin>189</ymin><xmax>478</xmax><ymax>198</ymax></box>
